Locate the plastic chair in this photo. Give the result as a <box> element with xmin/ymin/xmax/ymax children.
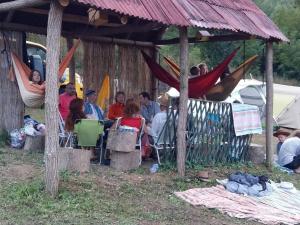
<box><xmin>74</xmin><ymin>119</ymin><xmax>104</xmax><ymax>147</ymax></box>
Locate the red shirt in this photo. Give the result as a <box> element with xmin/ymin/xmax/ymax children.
<box><xmin>120</xmin><ymin>117</ymin><xmax>142</xmax><ymax>131</ymax></box>
<box><xmin>108</xmin><ymin>102</ymin><xmax>124</xmax><ymax>120</ymax></box>
<box><xmin>59</xmin><ymin>93</ymin><xmax>76</xmax><ymax>121</ymax></box>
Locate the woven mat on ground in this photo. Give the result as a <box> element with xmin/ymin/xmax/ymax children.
<box><xmin>175</xmin><ymin>185</ymin><xmax>300</xmax><ymax>225</ymax></box>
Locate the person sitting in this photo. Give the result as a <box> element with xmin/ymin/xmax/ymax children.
<box><xmin>149</xmin><ymin>94</ymin><xmax>169</xmax><ymax>143</ymax></box>
<box><xmin>190</xmin><ymin>66</ymin><xmax>200</xmax><ymax>77</ymax></box>
<box><xmin>273</xmin><ymin>128</ymin><xmax>291</xmax><ymax>154</ymax></box>
<box><xmin>29</xmin><ymin>70</ymin><xmax>45</xmax><ymax>90</ymax></box>
<box><xmin>278</xmin><ymin>131</ymin><xmax>300</xmax><ymax>173</ymax></box>
<box><xmin>198</xmin><ymin>62</ymin><xmax>208</xmax><ymax>76</ymax></box>
<box><xmin>65</xmin><ymin>98</ymin><xmax>86</xmax><ymax>131</ymax></box>
<box><xmin>220</xmin><ymin>66</ymin><xmax>230</xmax><ymax>81</ymax></box>
<box><xmin>107</xmin><ymin>91</ymin><xmax>125</xmax><ymax>120</ymax></box>
<box><xmin>84</xmin><ymin>89</ymin><xmax>104</xmax><ymax>120</ymax></box>
<box><xmin>59</xmin><ymin>83</ymin><xmax>77</xmax><ymax>121</ymax></box>
<box><xmin>139</xmin><ymin>91</ymin><xmax>160</xmax><ymax>124</ymax></box>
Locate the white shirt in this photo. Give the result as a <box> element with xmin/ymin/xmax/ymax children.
<box><xmin>149</xmin><ymin>111</ymin><xmax>167</xmax><ymax>142</ymax></box>
<box><xmin>278</xmin><ymin>137</ymin><xmax>300</xmax><ymax>166</ymax></box>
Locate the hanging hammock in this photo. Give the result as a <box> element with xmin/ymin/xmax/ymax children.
<box><xmin>10</xmin><ymin>39</ymin><xmax>80</xmax><ymax>108</ymax></box>
<box><xmin>164</xmin><ymin>54</ymin><xmax>258</xmax><ymax>101</ymax></box>
<box><xmin>205</xmin><ymin>55</ymin><xmax>258</xmax><ymax>101</ymax></box>
<box><xmin>142</xmin><ymin>48</ymin><xmax>239</xmax><ymax>98</ymax></box>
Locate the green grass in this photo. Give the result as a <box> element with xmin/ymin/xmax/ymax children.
<box><xmin>0</xmin><ymin>147</ymin><xmax>299</xmax><ymax>225</ymax></box>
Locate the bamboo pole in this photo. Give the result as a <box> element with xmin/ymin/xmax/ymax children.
<box><xmin>44</xmin><ymin>0</ymin><xmax>63</xmax><ymax>197</ymax></box>
<box><xmin>177</xmin><ymin>27</ymin><xmax>189</xmax><ymax>177</ymax></box>
<box><xmin>265</xmin><ymin>41</ymin><xmax>274</xmax><ymax>168</ymax></box>
<box><xmin>0</xmin><ymin>0</ymin><xmax>48</xmax><ymax>12</ymax></box>
<box><xmin>66</xmin><ymin>38</ymin><xmax>76</xmax><ymax>84</ymax></box>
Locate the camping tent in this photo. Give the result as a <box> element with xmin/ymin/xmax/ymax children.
<box><xmin>226</xmin><ymin>79</ymin><xmax>300</xmax><ymax>129</ymax></box>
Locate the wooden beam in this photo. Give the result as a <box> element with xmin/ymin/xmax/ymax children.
<box><xmin>155</xmin><ymin>34</ymin><xmax>256</xmax><ymax>45</ymax></box>
<box><xmin>44</xmin><ymin>0</ymin><xmax>63</xmax><ymax>197</ymax></box>
<box><xmin>0</xmin><ymin>0</ymin><xmax>49</xmax><ymax>12</ymax></box>
<box><xmin>177</xmin><ymin>26</ymin><xmax>189</xmax><ymax>177</ymax></box>
<box><xmin>265</xmin><ymin>41</ymin><xmax>274</xmax><ymax>169</ymax></box>
<box><xmin>0</xmin><ymin>22</ymin><xmax>155</xmax><ymax>47</ymax></box>
<box><xmin>5</xmin><ymin>11</ymin><xmax>15</xmax><ymax>22</ymax></box>
<box><xmin>18</xmin><ymin>7</ymin><xmax>123</xmax><ymax>27</ymax></box>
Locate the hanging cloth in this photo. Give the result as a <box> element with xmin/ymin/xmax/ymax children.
<box><xmin>97</xmin><ymin>74</ymin><xmax>110</xmax><ymax>110</ymax></box>
<box><xmin>10</xmin><ymin>39</ymin><xmax>80</xmax><ymax>108</ymax></box>
<box><xmin>142</xmin><ymin>48</ymin><xmax>239</xmax><ymax>98</ymax></box>
<box><xmin>205</xmin><ymin>55</ymin><xmax>258</xmax><ymax>101</ymax></box>
<box><xmin>163</xmin><ymin>54</ymin><xmax>258</xmax><ymax>101</ymax></box>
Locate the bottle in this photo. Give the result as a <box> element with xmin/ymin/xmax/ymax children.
<box><xmin>150</xmin><ymin>163</ymin><xmax>159</xmax><ymax>173</ymax></box>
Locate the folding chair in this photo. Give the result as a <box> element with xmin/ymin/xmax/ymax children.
<box><xmin>73</xmin><ymin>119</ymin><xmax>104</xmax><ymax>160</ymax></box>
<box><xmin>58</xmin><ymin>112</ymin><xmax>73</xmax><ymax>148</ymax></box>
<box><xmin>150</xmin><ymin>121</ymin><xmax>175</xmax><ymax>165</ymax></box>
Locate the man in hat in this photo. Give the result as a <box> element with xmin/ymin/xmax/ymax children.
<box><xmin>84</xmin><ymin>89</ymin><xmax>104</xmax><ymax>120</ymax></box>
<box><xmin>148</xmin><ymin>93</ymin><xmax>169</xmax><ymax>143</ymax></box>
<box><xmin>273</xmin><ymin>128</ymin><xmax>291</xmax><ymax>154</ymax></box>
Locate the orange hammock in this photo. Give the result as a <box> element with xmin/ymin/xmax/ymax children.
<box><xmin>142</xmin><ymin>48</ymin><xmax>239</xmax><ymax>98</ymax></box>
<box><xmin>10</xmin><ymin>39</ymin><xmax>80</xmax><ymax>108</ymax></box>
<box><xmin>163</xmin><ymin>54</ymin><xmax>258</xmax><ymax>101</ymax></box>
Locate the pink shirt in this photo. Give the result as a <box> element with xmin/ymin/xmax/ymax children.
<box><xmin>59</xmin><ymin>93</ymin><xmax>76</xmax><ymax>121</ymax></box>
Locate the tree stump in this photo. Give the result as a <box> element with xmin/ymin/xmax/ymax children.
<box><xmin>23</xmin><ymin>135</ymin><xmax>45</xmax><ymax>152</ymax></box>
<box><xmin>110</xmin><ymin>150</ymin><xmax>140</xmax><ymax>171</ymax></box>
<box><xmin>58</xmin><ymin>148</ymin><xmax>91</xmax><ymax>173</ymax></box>
<box><xmin>246</xmin><ymin>143</ymin><xmax>265</xmax><ymax>164</ymax></box>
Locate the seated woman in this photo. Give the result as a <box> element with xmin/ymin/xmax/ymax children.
<box><xmin>198</xmin><ymin>62</ymin><xmax>208</xmax><ymax>76</ymax></box>
<box><xmin>65</xmin><ymin>98</ymin><xmax>86</xmax><ymax>131</ymax></box>
<box><xmin>29</xmin><ymin>70</ymin><xmax>45</xmax><ymax>90</ymax></box>
<box><xmin>278</xmin><ymin>131</ymin><xmax>300</xmax><ymax>173</ymax></box>
<box><xmin>112</xmin><ymin>99</ymin><xmax>151</xmax><ymax>159</ymax></box>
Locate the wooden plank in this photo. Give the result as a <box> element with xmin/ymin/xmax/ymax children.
<box><xmin>0</xmin><ymin>22</ymin><xmax>155</xmax><ymax>47</ymax></box>
<box><xmin>155</xmin><ymin>34</ymin><xmax>256</xmax><ymax>45</ymax></box>
<box><xmin>265</xmin><ymin>41</ymin><xmax>274</xmax><ymax>168</ymax></box>
<box><xmin>0</xmin><ymin>0</ymin><xmax>48</xmax><ymax>12</ymax></box>
<box><xmin>44</xmin><ymin>0</ymin><xmax>63</xmax><ymax>197</ymax></box>
<box><xmin>177</xmin><ymin>27</ymin><xmax>189</xmax><ymax>177</ymax></box>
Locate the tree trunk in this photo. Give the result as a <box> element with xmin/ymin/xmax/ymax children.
<box><xmin>66</xmin><ymin>38</ymin><xmax>75</xmax><ymax>84</ymax></box>
<box><xmin>177</xmin><ymin>27</ymin><xmax>189</xmax><ymax>177</ymax></box>
<box><xmin>0</xmin><ymin>31</ymin><xmax>24</xmax><ymax>133</ymax></box>
<box><xmin>0</xmin><ymin>0</ymin><xmax>48</xmax><ymax>12</ymax></box>
<box><xmin>265</xmin><ymin>41</ymin><xmax>274</xmax><ymax>168</ymax></box>
<box><xmin>44</xmin><ymin>0</ymin><xmax>63</xmax><ymax>197</ymax></box>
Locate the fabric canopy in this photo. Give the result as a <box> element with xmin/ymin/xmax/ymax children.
<box><xmin>142</xmin><ymin>48</ymin><xmax>239</xmax><ymax>98</ymax></box>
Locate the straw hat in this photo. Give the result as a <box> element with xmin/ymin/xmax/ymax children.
<box><xmin>158</xmin><ymin>93</ymin><xmax>169</xmax><ymax>107</ymax></box>
<box><xmin>273</xmin><ymin>128</ymin><xmax>291</xmax><ymax>137</ymax></box>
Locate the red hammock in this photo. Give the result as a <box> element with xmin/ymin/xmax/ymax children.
<box><xmin>142</xmin><ymin>48</ymin><xmax>239</xmax><ymax>98</ymax></box>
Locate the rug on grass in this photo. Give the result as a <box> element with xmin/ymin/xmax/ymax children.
<box><xmin>175</xmin><ymin>185</ymin><xmax>300</xmax><ymax>225</ymax></box>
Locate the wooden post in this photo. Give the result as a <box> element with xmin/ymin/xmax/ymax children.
<box><xmin>265</xmin><ymin>41</ymin><xmax>274</xmax><ymax>168</ymax></box>
<box><xmin>44</xmin><ymin>0</ymin><xmax>63</xmax><ymax>197</ymax></box>
<box><xmin>177</xmin><ymin>27</ymin><xmax>189</xmax><ymax>177</ymax></box>
<box><xmin>0</xmin><ymin>0</ymin><xmax>48</xmax><ymax>12</ymax></box>
<box><xmin>66</xmin><ymin>38</ymin><xmax>76</xmax><ymax>84</ymax></box>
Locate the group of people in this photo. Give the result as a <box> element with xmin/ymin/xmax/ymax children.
<box><xmin>189</xmin><ymin>62</ymin><xmax>209</xmax><ymax>77</ymax></box>
<box><xmin>274</xmin><ymin>128</ymin><xmax>300</xmax><ymax>173</ymax></box>
<box><xmin>58</xmin><ymin>82</ymin><xmax>170</xmax><ymax>161</ymax></box>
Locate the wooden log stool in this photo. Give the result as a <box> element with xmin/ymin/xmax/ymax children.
<box><xmin>58</xmin><ymin>148</ymin><xmax>91</xmax><ymax>173</ymax></box>
<box><xmin>23</xmin><ymin>135</ymin><xmax>45</xmax><ymax>152</ymax></box>
<box><xmin>246</xmin><ymin>143</ymin><xmax>265</xmax><ymax>164</ymax></box>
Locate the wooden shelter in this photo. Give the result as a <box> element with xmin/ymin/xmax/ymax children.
<box><xmin>0</xmin><ymin>0</ymin><xmax>288</xmax><ymax>195</ymax></box>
